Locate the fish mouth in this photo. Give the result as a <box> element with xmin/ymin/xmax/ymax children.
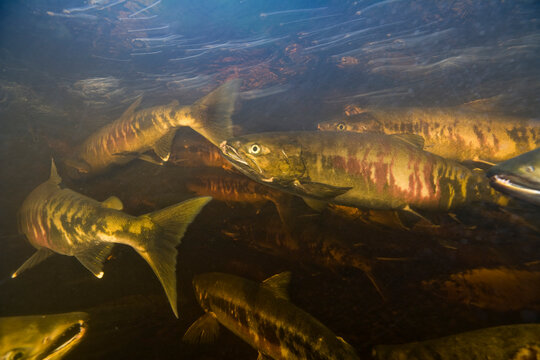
<box><xmin>42</xmin><ymin>319</ymin><xmax>88</xmax><ymax>360</ymax></box>
<box><xmin>489</xmin><ymin>173</ymin><xmax>540</xmax><ymax>198</ymax></box>
<box><xmin>219</xmin><ymin>141</ymin><xmax>274</xmax><ymax>182</ymax></box>
<box><xmin>220</xmin><ymin>141</ymin><xmax>248</xmax><ymax>166</ymax></box>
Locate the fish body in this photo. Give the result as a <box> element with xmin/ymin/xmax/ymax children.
<box><xmin>373</xmin><ymin>324</ymin><xmax>540</xmax><ymax>360</ymax></box>
<box><xmin>423</xmin><ymin>267</ymin><xmax>540</xmax><ymax>311</ymax></box>
<box><xmin>183</xmin><ymin>272</ymin><xmax>359</xmax><ymax>360</ymax></box>
<box><xmin>317</xmin><ymin>108</ymin><xmax>540</xmax><ymax>163</ymax></box>
<box><xmin>0</xmin><ymin>312</ymin><xmax>88</xmax><ymax>360</ymax></box>
<box><xmin>186</xmin><ymin>172</ymin><xmax>286</xmax><ymax>207</ymax></box>
<box><xmin>14</xmin><ymin>160</ymin><xmax>212</xmax><ymax>317</ymax></box>
<box><xmin>487</xmin><ymin>146</ymin><xmax>540</xmax><ymax>205</ymax></box>
<box><xmin>65</xmin><ymin>80</ymin><xmax>240</xmax><ymax>176</ymax></box>
<box><xmin>220</xmin><ymin>131</ymin><xmax>505</xmax><ymax>212</ymax></box>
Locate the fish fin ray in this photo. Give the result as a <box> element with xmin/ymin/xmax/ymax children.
<box><xmin>188</xmin><ymin>79</ymin><xmax>241</xmax><ymax>146</ymax></box>
<box><xmin>102</xmin><ymin>196</ymin><xmax>123</xmax><ymax>210</ymax></box>
<box><xmin>112</xmin><ymin>151</ymin><xmax>138</xmax><ymax>161</ymax></box>
<box><xmin>137</xmin><ymin>196</ymin><xmax>212</xmax><ymax>318</ymax></box>
<box><xmin>390</xmin><ymin>133</ymin><xmax>425</xmax><ymax>149</ymax></box>
<box><xmin>294</xmin><ymin>180</ymin><xmax>352</xmax><ymax>199</ymax></box>
<box><xmin>138</xmin><ymin>153</ymin><xmax>164</xmax><ymax>166</ymax></box>
<box><xmin>183</xmin><ymin>313</ymin><xmax>220</xmax><ymax>344</ymax></box>
<box><xmin>257</xmin><ymin>353</ymin><xmax>273</xmax><ymax>360</ymax></box>
<box><xmin>262</xmin><ymin>271</ymin><xmax>291</xmax><ymax>300</ymax></box>
<box><xmin>12</xmin><ymin>248</ymin><xmax>54</xmax><ymax>278</ymax></box>
<box><xmin>75</xmin><ymin>243</ymin><xmax>114</xmax><ymax>278</ymax></box>
<box><xmin>301</xmin><ymin>197</ymin><xmax>328</xmax><ymax>212</ymax></box>
<box><xmin>153</xmin><ymin>130</ymin><xmax>177</xmax><ymax>162</ymax></box>
<box><xmin>401</xmin><ymin>205</ymin><xmax>437</xmax><ymax>226</ymax></box>
<box><xmin>49</xmin><ymin>158</ymin><xmax>62</xmax><ymax>185</ymax></box>
<box><xmin>120</xmin><ymin>95</ymin><xmax>143</xmax><ymax>119</ymax></box>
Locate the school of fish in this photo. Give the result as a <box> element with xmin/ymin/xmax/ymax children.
<box><xmin>8</xmin><ymin>77</ymin><xmax>540</xmax><ymax>360</ymax></box>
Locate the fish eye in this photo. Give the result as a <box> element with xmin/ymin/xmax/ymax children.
<box><xmin>526</xmin><ymin>165</ymin><xmax>535</xmax><ymax>172</ymax></box>
<box><xmin>249</xmin><ymin>144</ymin><xmax>261</xmax><ymax>154</ymax></box>
<box><xmin>336</xmin><ymin>122</ymin><xmax>346</xmax><ymax>131</ymax></box>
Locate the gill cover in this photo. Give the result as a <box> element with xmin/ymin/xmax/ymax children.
<box><xmin>240</xmin><ymin>136</ymin><xmax>306</xmax><ymax>183</ymax></box>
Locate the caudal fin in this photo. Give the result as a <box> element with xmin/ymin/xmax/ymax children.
<box><xmin>189</xmin><ymin>79</ymin><xmax>241</xmax><ymax>146</ymax></box>
<box><xmin>136</xmin><ymin>196</ymin><xmax>212</xmax><ymax>318</ymax></box>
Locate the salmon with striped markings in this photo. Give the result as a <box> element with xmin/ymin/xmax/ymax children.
<box><xmin>65</xmin><ymin>79</ymin><xmax>240</xmax><ymax>177</ymax></box>
<box><xmin>317</xmin><ymin>108</ymin><xmax>540</xmax><ymax>163</ymax></box>
<box><xmin>183</xmin><ymin>272</ymin><xmax>360</xmax><ymax>360</ymax></box>
<box><xmin>14</xmin><ymin>159</ymin><xmax>212</xmax><ymax>318</ymax></box>
<box><xmin>220</xmin><ymin>131</ymin><xmax>508</xmax><ymax>212</ymax></box>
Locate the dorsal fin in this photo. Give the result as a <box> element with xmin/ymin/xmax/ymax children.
<box><xmin>262</xmin><ymin>271</ymin><xmax>291</xmax><ymax>301</ymax></box>
<box><xmin>102</xmin><ymin>196</ymin><xmax>123</xmax><ymax>210</ymax></box>
<box><xmin>120</xmin><ymin>96</ymin><xmax>143</xmax><ymax>119</ymax></box>
<box><xmin>49</xmin><ymin>158</ymin><xmax>62</xmax><ymax>185</ymax></box>
<box><xmin>391</xmin><ymin>133</ymin><xmax>425</xmax><ymax>149</ymax></box>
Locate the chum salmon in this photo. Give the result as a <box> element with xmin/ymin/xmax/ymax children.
<box><xmin>317</xmin><ymin>108</ymin><xmax>540</xmax><ymax>163</ymax></box>
<box><xmin>487</xmin><ymin>146</ymin><xmax>540</xmax><ymax>205</ymax></box>
<box><xmin>0</xmin><ymin>312</ymin><xmax>88</xmax><ymax>360</ymax></box>
<box><xmin>373</xmin><ymin>323</ymin><xmax>540</xmax><ymax>360</ymax></box>
<box><xmin>65</xmin><ymin>80</ymin><xmax>240</xmax><ymax>176</ymax></box>
<box><xmin>14</xmin><ymin>159</ymin><xmax>212</xmax><ymax>318</ymax></box>
<box><xmin>220</xmin><ymin>131</ymin><xmax>508</xmax><ymax>213</ymax></box>
<box><xmin>183</xmin><ymin>272</ymin><xmax>360</xmax><ymax>360</ymax></box>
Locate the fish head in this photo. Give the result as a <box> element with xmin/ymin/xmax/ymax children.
<box><xmin>487</xmin><ymin>147</ymin><xmax>540</xmax><ymax>204</ymax></box>
<box><xmin>0</xmin><ymin>312</ymin><xmax>88</xmax><ymax>360</ymax></box>
<box><xmin>317</xmin><ymin>112</ymin><xmax>382</xmax><ymax>133</ymax></box>
<box><xmin>220</xmin><ymin>133</ymin><xmax>306</xmax><ymax>185</ymax></box>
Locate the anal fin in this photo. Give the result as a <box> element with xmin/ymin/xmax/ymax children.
<box><xmin>183</xmin><ymin>312</ymin><xmax>220</xmax><ymax>344</ymax></box>
<box><xmin>75</xmin><ymin>243</ymin><xmax>114</xmax><ymax>279</ymax></box>
<box><xmin>12</xmin><ymin>248</ymin><xmax>54</xmax><ymax>278</ymax></box>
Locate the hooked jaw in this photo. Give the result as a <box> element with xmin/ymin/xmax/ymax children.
<box><xmin>219</xmin><ymin>141</ymin><xmax>274</xmax><ymax>183</ymax></box>
<box><xmin>219</xmin><ymin>141</ymin><xmax>247</xmax><ymax>166</ymax></box>
<box><xmin>489</xmin><ymin>173</ymin><xmax>540</xmax><ymax>203</ymax></box>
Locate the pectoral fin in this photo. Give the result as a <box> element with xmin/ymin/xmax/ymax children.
<box><xmin>301</xmin><ymin>197</ymin><xmax>328</xmax><ymax>212</ymax></box>
<box><xmin>138</xmin><ymin>153</ymin><xmax>164</xmax><ymax>166</ymax></box>
<box><xmin>12</xmin><ymin>248</ymin><xmax>54</xmax><ymax>278</ymax></box>
<box><xmin>293</xmin><ymin>180</ymin><xmax>352</xmax><ymax>199</ymax></box>
<box><xmin>182</xmin><ymin>312</ymin><xmax>220</xmax><ymax>344</ymax></box>
<box><xmin>74</xmin><ymin>243</ymin><xmax>114</xmax><ymax>279</ymax></box>
<box><xmin>257</xmin><ymin>353</ymin><xmax>273</xmax><ymax>360</ymax></box>
<box><xmin>262</xmin><ymin>271</ymin><xmax>291</xmax><ymax>301</ymax></box>
<box><xmin>153</xmin><ymin>130</ymin><xmax>177</xmax><ymax>162</ymax></box>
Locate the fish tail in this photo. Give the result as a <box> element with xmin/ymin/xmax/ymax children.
<box><xmin>184</xmin><ymin>79</ymin><xmax>241</xmax><ymax>146</ymax></box>
<box><xmin>134</xmin><ymin>196</ymin><xmax>212</xmax><ymax>318</ymax></box>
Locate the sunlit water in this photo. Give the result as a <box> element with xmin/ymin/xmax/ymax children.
<box><xmin>1</xmin><ymin>1</ymin><xmax>539</xmax><ymax>359</ymax></box>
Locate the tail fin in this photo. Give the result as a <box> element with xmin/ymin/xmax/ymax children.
<box><xmin>135</xmin><ymin>196</ymin><xmax>212</xmax><ymax>318</ymax></box>
<box><xmin>188</xmin><ymin>79</ymin><xmax>241</xmax><ymax>146</ymax></box>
